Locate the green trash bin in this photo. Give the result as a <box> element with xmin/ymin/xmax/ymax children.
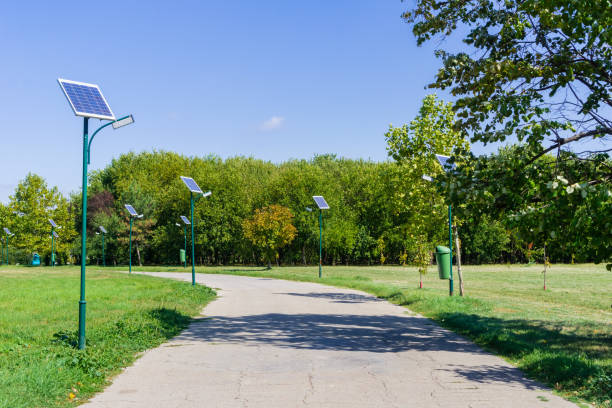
<box><xmin>180</xmin><ymin>249</ymin><xmax>186</xmax><ymax>264</ymax></box>
<box><xmin>435</xmin><ymin>246</ymin><xmax>451</xmax><ymax>279</ymax></box>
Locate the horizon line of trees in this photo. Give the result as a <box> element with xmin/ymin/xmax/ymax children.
<box><xmin>0</xmin><ymin>94</ymin><xmax>609</xmax><ymax>269</ymax></box>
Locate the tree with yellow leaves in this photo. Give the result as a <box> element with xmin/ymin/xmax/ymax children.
<box><xmin>242</xmin><ymin>204</ymin><xmax>297</xmax><ymax>269</ymax></box>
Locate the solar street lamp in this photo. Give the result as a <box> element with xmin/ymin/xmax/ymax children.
<box><xmin>3</xmin><ymin>228</ymin><xmax>14</xmax><ymax>265</ymax></box>
<box><xmin>99</xmin><ymin>226</ymin><xmax>107</xmax><ymax>267</ymax></box>
<box><xmin>180</xmin><ymin>176</ymin><xmax>211</xmax><ymax>286</ymax></box>
<box><xmin>125</xmin><ymin>205</ymin><xmax>143</xmax><ymax>274</ymax></box>
<box><xmin>312</xmin><ymin>196</ymin><xmax>330</xmax><ymax>278</ymax></box>
<box><xmin>422</xmin><ymin>154</ymin><xmax>456</xmax><ymax>296</ymax></box>
<box><xmin>58</xmin><ymin>78</ymin><xmax>134</xmax><ymax>350</ymax></box>
<box><xmin>178</xmin><ymin>216</ymin><xmax>190</xmax><ymax>268</ymax></box>
<box><xmin>49</xmin><ymin>219</ymin><xmax>59</xmax><ymax>267</ymax></box>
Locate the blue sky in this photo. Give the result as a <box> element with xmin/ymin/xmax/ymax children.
<box><xmin>0</xmin><ymin>0</ymin><xmax>482</xmax><ymax>202</ymax></box>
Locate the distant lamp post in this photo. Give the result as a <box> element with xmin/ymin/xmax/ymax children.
<box><xmin>58</xmin><ymin>78</ymin><xmax>134</xmax><ymax>350</ymax></box>
<box><xmin>99</xmin><ymin>226</ymin><xmax>107</xmax><ymax>267</ymax></box>
<box><xmin>423</xmin><ymin>154</ymin><xmax>456</xmax><ymax>297</ymax></box>
<box><xmin>178</xmin><ymin>216</ymin><xmax>190</xmax><ymax>268</ymax></box>
<box><xmin>3</xmin><ymin>228</ymin><xmax>14</xmax><ymax>265</ymax></box>
<box><xmin>180</xmin><ymin>176</ymin><xmax>211</xmax><ymax>286</ymax></box>
<box><xmin>124</xmin><ymin>204</ymin><xmax>143</xmax><ymax>274</ymax></box>
<box><xmin>312</xmin><ymin>196</ymin><xmax>330</xmax><ymax>278</ymax></box>
<box><xmin>49</xmin><ymin>219</ymin><xmax>59</xmax><ymax>267</ymax></box>
<box><xmin>179</xmin><ymin>215</ymin><xmax>191</xmax><ymax>269</ymax></box>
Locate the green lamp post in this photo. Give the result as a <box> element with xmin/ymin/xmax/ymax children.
<box><xmin>3</xmin><ymin>228</ymin><xmax>14</xmax><ymax>265</ymax></box>
<box><xmin>49</xmin><ymin>219</ymin><xmax>59</xmax><ymax>267</ymax></box>
<box><xmin>177</xmin><ymin>217</ymin><xmax>189</xmax><ymax>268</ymax></box>
<box><xmin>180</xmin><ymin>176</ymin><xmax>211</xmax><ymax>286</ymax></box>
<box><xmin>58</xmin><ymin>78</ymin><xmax>134</xmax><ymax>349</ymax></box>
<box><xmin>125</xmin><ymin>205</ymin><xmax>143</xmax><ymax>274</ymax></box>
<box><xmin>422</xmin><ymin>154</ymin><xmax>457</xmax><ymax>297</ymax></box>
<box><xmin>99</xmin><ymin>226</ymin><xmax>107</xmax><ymax>267</ymax></box>
<box><xmin>311</xmin><ymin>196</ymin><xmax>330</xmax><ymax>278</ymax></box>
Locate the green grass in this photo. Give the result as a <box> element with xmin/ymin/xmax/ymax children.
<box><xmin>0</xmin><ymin>266</ymin><xmax>215</xmax><ymax>408</ymax></box>
<box><xmin>119</xmin><ymin>263</ymin><xmax>611</xmax><ymax>407</ymax></box>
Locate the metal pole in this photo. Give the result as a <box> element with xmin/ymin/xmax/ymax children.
<box><xmin>184</xmin><ymin>225</ymin><xmax>187</xmax><ymax>268</ymax></box>
<box><xmin>190</xmin><ymin>192</ymin><xmax>195</xmax><ymax>285</ymax></box>
<box><xmin>448</xmin><ymin>204</ymin><xmax>454</xmax><ymax>296</ymax></box>
<box><xmin>318</xmin><ymin>210</ymin><xmax>322</xmax><ymax>279</ymax></box>
<box><xmin>102</xmin><ymin>233</ymin><xmax>105</xmax><ymax>267</ymax></box>
<box><xmin>129</xmin><ymin>217</ymin><xmax>133</xmax><ymax>274</ymax></box>
<box><xmin>78</xmin><ymin>117</ymin><xmax>89</xmax><ymax>350</ymax></box>
<box><xmin>5</xmin><ymin>234</ymin><xmax>8</xmax><ymax>265</ymax></box>
<box><xmin>51</xmin><ymin>228</ymin><xmax>55</xmax><ymax>267</ymax></box>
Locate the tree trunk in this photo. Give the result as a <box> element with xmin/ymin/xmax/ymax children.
<box><xmin>302</xmin><ymin>245</ymin><xmax>307</xmax><ymax>265</ymax></box>
<box><xmin>419</xmin><ymin>272</ymin><xmax>423</xmax><ymax>289</ymax></box>
<box><xmin>454</xmin><ymin>225</ymin><xmax>464</xmax><ymax>296</ymax></box>
<box><xmin>136</xmin><ymin>243</ymin><xmax>142</xmax><ymax>266</ymax></box>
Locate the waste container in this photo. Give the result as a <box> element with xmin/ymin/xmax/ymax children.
<box><xmin>31</xmin><ymin>253</ymin><xmax>41</xmax><ymax>266</ymax></box>
<box><xmin>180</xmin><ymin>249</ymin><xmax>186</xmax><ymax>264</ymax></box>
<box><xmin>435</xmin><ymin>246</ymin><xmax>451</xmax><ymax>279</ymax></box>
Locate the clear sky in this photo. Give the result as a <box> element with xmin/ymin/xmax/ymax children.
<box><xmin>0</xmin><ymin>0</ymin><xmax>481</xmax><ymax>203</ymax></box>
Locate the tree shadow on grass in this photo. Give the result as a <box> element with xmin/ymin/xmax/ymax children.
<box><xmin>433</xmin><ymin>312</ymin><xmax>612</xmax><ymax>401</ymax></box>
<box><xmin>148</xmin><ymin>307</ymin><xmax>194</xmax><ymax>337</ymax></box>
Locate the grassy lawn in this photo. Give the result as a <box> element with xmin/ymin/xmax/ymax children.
<box><xmin>0</xmin><ymin>267</ymin><xmax>215</xmax><ymax>408</ymax></box>
<box><xmin>120</xmin><ymin>263</ymin><xmax>611</xmax><ymax>407</ymax></box>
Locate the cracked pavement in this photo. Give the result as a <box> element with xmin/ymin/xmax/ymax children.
<box><xmin>81</xmin><ymin>273</ymin><xmax>576</xmax><ymax>407</ymax></box>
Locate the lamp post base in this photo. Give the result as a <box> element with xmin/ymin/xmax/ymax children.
<box><xmin>78</xmin><ymin>300</ymin><xmax>87</xmax><ymax>349</ymax></box>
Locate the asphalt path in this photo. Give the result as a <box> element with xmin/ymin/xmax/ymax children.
<box><xmin>82</xmin><ymin>272</ymin><xmax>576</xmax><ymax>407</ymax></box>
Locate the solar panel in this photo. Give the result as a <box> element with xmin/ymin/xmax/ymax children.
<box><xmin>124</xmin><ymin>204</ymin><xmax>138</xmax><ymax>216</ymax></box>
<box><xmin>58</xmin><ymin>78</ymin><xmax>115</xmax><ymax>121</ymax></box>
<box><xmin>3</xmin><ymin>227</ymin><xmax>11</xmax><ymax>235</ymax></box>
<box><xmin>435</xmin><ymin>154</ymin><xmax>456</xmax><ymax>172</ymax></box>
<box><xmin>49</xmin><ymin>219</ymin><xmax>57</xmax><ymax>228</ymax></box>
<box><xmin>312</xmin><ymin>196</ymin><xmax>330</xmax><ymax>210</ymax></box>
<box><xmin>52</xmin><ymin>230</ymin><xmax>59</xmax><ymax>238</ymax></box>
<box><xmin>180</xmin><ymin>176</ymin><xmax>203</xmax><ymax>194</ymax></box>
<box><xmin>99</xmin><ymin>226</ymin><xmax>107</xmax><ymax>234</ymax></box>
<box><xmin>180</xmin><ymin>215</ymin><xmax>191</xmax><ymax>225</ymax></box>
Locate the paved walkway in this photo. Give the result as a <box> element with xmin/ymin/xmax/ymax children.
<box><xmin>82</xmin><ymin>273</ymin><xmax>575</xmax><ymax>407</ymax></box>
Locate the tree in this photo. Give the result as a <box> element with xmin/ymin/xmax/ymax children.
<box><xmin>242</xmin><ymin>205</ymin><xmax>297</xmax><ymax>269</ymax></box>
<box><xmin>5</xmin><ymin>173</ymin><xmax>76</xmax><ymax>264</ymax></box>
<box><xmin>385</xmin><ymin>94</ymin><xmax>469</xmax><ymax>264</ymax></box>
<box><xmin>403</xmin><ymin>0</ymin><xmax>611</xmax><ymax>159</ymax></box>
<box><xmin>403</xmin><ymin>1</ymin><xmax>612</xmax><ymax>268</ymax></box>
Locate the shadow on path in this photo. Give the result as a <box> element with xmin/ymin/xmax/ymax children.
<box><xmin>276</xmin><ymin>292</ymin><xmax>383</xmax><ymax>304</ymax></box>
<box><xmin>175</xmin><ymin>312</ymin><xmax>545</xmax><ymax>390</ymax></box>
<box><xmin>178</xmin><ymin>313</ymin><xmax>476</xmax><ymax>353</ymax></box>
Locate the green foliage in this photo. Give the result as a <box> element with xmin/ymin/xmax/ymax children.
<box><xmin>242</xmin><ymin>204</ymin><xmax>297</xmax><ymax>267</ymax></box>
<box><xmin>402</xmin><ymin>1</ymin><xmax>612</xmax><ymax>269</ymax></box>
<box><xmin>384</xmin><ymin>94</ymin><xmax>469</xmax><ymax>264</ymax></box>
<box><xmin>0</xmin><ymin>173</ymin><xmax>76</xmax><ymax>265</ymax></box>
<box><xmin>461</xmin><ymin>215</ymin><xmax>511</xmax><ymax>264</ymax></box>
<box><xmin>403</xmin><ymin>0</ymin><xmax>611</xmax><ymax>149</ymax></box>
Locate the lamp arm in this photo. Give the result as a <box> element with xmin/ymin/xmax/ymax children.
<box><xmin>87</xmin><ymin>115</ymin><xmax>131</xmax><ymax>164</ymax></box>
